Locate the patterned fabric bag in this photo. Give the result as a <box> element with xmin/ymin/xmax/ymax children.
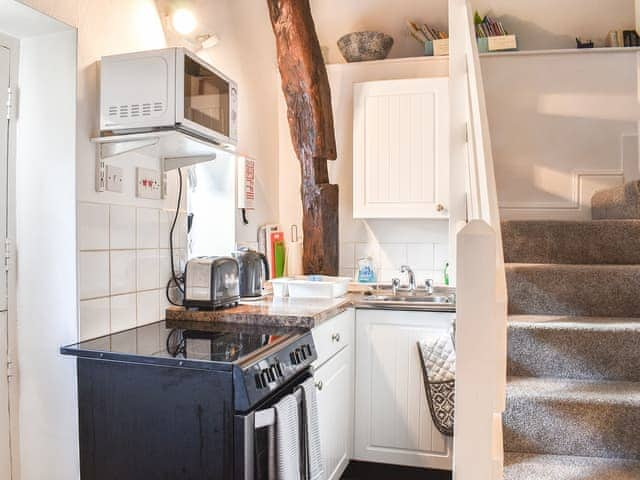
<box><xmin>417</xmin><ymin>334</ymin><xmax>456</xmax><ymax>437</ymax></box>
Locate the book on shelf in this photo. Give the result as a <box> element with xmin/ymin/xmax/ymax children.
<box><xmin>607</xmin><ymin>30</ymin><xmax>640</xmax><ymax>47</ymax></box>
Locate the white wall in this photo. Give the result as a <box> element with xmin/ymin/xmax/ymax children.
<box><xmin>311</xmin><ymin>0</ymin><xmax>634</xmax><ymax>64</ymax></box>
<box><xmin>162</xmin><ymin>0</ymin><xmax>281</xmax><ymax>248</ymax></box>
<box><xmin>481</xmin><ymin>50</ymin><xmax>638</xmax><ymax>220</ymax></box>
<box><xmin>72</xmin><ymin>0</ymin><xmax>191</xmax><ymax>342</ymax></box>
<box><xmin>279</xmin><ymin>57</ymin><xmax>452</xmax><ymax>285</ymax></box>
<box><xmin>14</xmin><ymin>28</ymin><xmax>78</xmax><ymax>480</ymax></box>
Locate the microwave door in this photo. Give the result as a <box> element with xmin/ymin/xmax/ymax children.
<box><xmin>177</xmin><ymin>50</ymin><xmax>234</xmax><ymax>145</ymax></box>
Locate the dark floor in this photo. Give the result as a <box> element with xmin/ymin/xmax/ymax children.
<box><xmin>341</xmin><ymin>461</ymin><xmax>452</xmax><ymax>480</ymax></box>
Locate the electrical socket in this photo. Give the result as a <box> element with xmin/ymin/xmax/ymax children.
<box><xmin>136</xmin><ymin>167</ymin><xmax>161</xmax><ymax>200</ymax></box>
<box><xmin>106</xmin><ymin>165</ymin><xmax>124</xmax><ymax>193</ymax></box>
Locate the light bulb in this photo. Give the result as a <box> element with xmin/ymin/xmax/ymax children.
<box><xmin>172</xmin><ymin>8</ymin><xmax>196</xmax><ymax>35</ymax></box>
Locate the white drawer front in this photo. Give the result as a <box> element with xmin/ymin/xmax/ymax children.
<box><xmin>312</xmin><ymin>309</ymin><xmax>355</xmax><ymax>367</ymax></box>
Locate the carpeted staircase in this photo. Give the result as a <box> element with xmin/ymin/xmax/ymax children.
<box><xmin>501</xmin><ymin>181</ymin><xmax>640</xmax><ymax>479</ymax></box>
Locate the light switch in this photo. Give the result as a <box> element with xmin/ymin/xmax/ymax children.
<box><xmin>136</xmin><ymin>167</ymin><xmax>161</xmax><ymax>200</ymax></box>
<box><xmin>106</xmin><ymin>165</ymin><xmax>124</xmax><ymax>193</ymax></box>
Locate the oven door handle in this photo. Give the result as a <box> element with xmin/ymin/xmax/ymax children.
<box><xmin>254</xmin><ymin>408</ymin><xmax>276</xmax><ymax>429</ymax></box>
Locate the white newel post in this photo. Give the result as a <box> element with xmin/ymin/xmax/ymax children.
<box><xmin>454</xmin><ymin>221</ymin><xmax>504</xmax><ymax>480</ymax></box>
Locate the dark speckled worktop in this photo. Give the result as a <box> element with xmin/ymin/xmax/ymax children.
<box><xmin>165</xmin><ymin>295</ymin><xmax>356</xmax><ymax>329</ymax></box>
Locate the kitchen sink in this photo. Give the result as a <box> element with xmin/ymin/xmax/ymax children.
<box><xmin>358</xmin><ymin>291</ymin><xmax>456</xmax><ymax>311</ymax></box>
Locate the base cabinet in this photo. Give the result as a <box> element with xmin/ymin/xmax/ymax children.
<box><xmin>353</xmin><ymin>309</ymin><xmax>454</xmax><ymax>470</ymax></box>
<box><xmin>313</xmin><ymin>309</ymin><xmax>355</xmax><ymax>480</ymax></box>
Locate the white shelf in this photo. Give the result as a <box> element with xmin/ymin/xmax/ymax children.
<box><xmin>92</xmin><ymin>130</ymin><xmax>236</xmax><ymax>192</ymax></box>
<box><xmin>479</xmin><ymin>46</ymin><xmax>640</xmax><ymax>58</ymax></box>
<box><xmin>326</xmin><ymin>55</ymin><xmax>448</xmax><ymax>69</ymax></box>
<box><xmin>326</xmin><ymin>46</ymin><xmax>640</xmax><ymax>68</ymax></box>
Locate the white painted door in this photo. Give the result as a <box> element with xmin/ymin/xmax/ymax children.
<box><xmin>315</xmin><ymin>344</ymin><xmax>353</xmax><ymax>480</ymax></box>
<box><xmin>353</xmin><ymin>77</ymin><xmax>450</xmax><ymax>219</ymax></box>
<box><xmin>354</xmin><ymin>309</ymin><xmax>454</xmax><ymax>470</ymax></box>
<box><xmin>0</xmin><ymin>44</ymin><xmax>11</xmax><ymax>480</ymax></box>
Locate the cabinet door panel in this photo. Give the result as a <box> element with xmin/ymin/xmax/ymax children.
<box><xmin>354</xmin><ymin>309</ymin><xmax>453</xmax><ymax>470</ymax></box>
<box><xmin>316</xmin><ymin>345</ymin><xmax>353</xmax><ymax>480</ymax></box>
<box><xmin>354</xmin><ymin>78</ymin><xmax>449</xmax><ymax>219</ymax></box>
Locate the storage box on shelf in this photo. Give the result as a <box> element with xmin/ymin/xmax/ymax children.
<box><xmin>477</xmin><ymin>34</ymin><xmax>518</xmax><ymax>53</ymax></box>
<box><xmin>424</xmin><ymin>39</ymin><xmax>450</xmax><ymax>57</ymax></box>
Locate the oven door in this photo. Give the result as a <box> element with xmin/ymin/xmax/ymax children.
<box><xmin>234</xmin><ymin>371</ymin><xmax>311</xmax><ymax>480</ymax></box>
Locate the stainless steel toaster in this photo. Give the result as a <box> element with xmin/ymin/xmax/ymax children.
<box><xmin>183</xmin><ymin>256</ymin><xmax>240</xmax><ymax>309</ymax></box>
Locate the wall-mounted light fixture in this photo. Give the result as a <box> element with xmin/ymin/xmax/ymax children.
<box><xmin>171</xmin><ymin>8</ymin><xmax>196</xmax><ymax>35</ymax></box>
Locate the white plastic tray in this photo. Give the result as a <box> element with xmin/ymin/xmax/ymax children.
<box><xmin>270</xmin><ymin>275</ymin><xmax>351</xmax><ymax>299</ymax></box>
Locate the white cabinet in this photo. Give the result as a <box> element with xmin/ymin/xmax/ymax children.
<box><xmin>353</xmin><ymin>78</ymin><xmax>449</xmax><ymax>219</ymax></box>
<box><xmin>312</xmin><ymin>309</ymin><xmax>355</xmax><ymax>480</ymax></box>
<box><xmin>354</xmin><ymin>309</ymin><xmax>454</xmax><ymax>470</ymax></box>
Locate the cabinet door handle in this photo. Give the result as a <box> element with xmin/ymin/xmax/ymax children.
<box><xmin>331</xmin><ymin>332</ymin><xmax>341</xmax><ymax>343</ymax></box>
<box><xmin>315</xmin><ymin>380</ymin><xmax>323</xmax><ymax>391</ymax></box>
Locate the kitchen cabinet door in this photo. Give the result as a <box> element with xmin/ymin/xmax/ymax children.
<box><xmin>353</xmin><ymin>78</ymin><xmax>449</xmax><ymax>219</ymax></box>
<box><xmin>315</xmin><ymin>343</ymin><xmax>353</xmax><ymax>480</ymax></box>
<box><xmin>354</xmin><ymin>309</ymin><xmax>454</xmax><ymax>470</ymax></box>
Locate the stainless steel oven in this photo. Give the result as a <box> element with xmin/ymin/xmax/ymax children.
<box><xmin>235</xmin><ymin>370</ymin><xmax>311</xmax><ymax>480</ymax></box>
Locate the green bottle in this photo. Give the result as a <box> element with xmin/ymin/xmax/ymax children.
<box><xmin>443</xmin><ymin>262</ymin><xmax>450</xmax><ymax>286</ymax></box>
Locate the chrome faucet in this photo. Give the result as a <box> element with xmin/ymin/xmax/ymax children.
<box><xmin>391</xmin><ymin>278</ymin><xmax>401</xmax><ymax>296</ymax></box>
<box><xmin>425</xmin><ymin>278</ymin><xmax>435</xmax><ymax>295</ymax></box>
<box><xmin>400</xmin><ymin>265</ymin><xmax>416</xmax><ymax>292</ymax></box>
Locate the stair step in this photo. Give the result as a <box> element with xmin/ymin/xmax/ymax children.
<box><xmin>504</xmin><ymin>377</ymin><xmax>640</xmax><ymax>460</ymax></box>
<box><xmin>506</xmin><ymin>264</ymin><xmax>640</xmax><ymax>317</ymax></box>
<box><xmin>502</xmin><ymin>220</ymin><xmax>640</xmax><ymax>264</ymax></box>
<box><xmin>504</xmin><ymin>453</ymin><xmax>640</xmax><ymax>480</ymax></box>
<box><xmin>592</xmin><ymin>181</ymin><xmax>640</xmax><ymax>220</ymax></box>
<box><xmin>508</xmin><ymin>315</ymin><xmax>640</xmax><ymax>381</ymax></box>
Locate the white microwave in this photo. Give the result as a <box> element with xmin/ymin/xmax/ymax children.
<box><xmin>99</xmin><ymin>47</ymin><xmax>238</xmax><ymax>148</ymax></box>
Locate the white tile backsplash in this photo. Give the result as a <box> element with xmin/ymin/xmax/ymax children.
<box><xmin>137</xmin><ymin>290</ymin><xmax>160</xmax><ymax>326</ymax></box>
<box><xmin>340</xmin><ymin>242</ymin><xmax>355</xmax><ymax>269</ymax></box>
<box><xmin>407</xmin><ymin>243</ymin><xmax>435</xmax><ymax>270</ymax></box>
<box><xmin>434</xmin><ymin>243</ymin><xmax>449</xmax><ymax>271</ymax></box>
<box><xmin>110</xmin><ymin>250</ymin><xmax>137</xmax><ymax>295</ymax></box>
<box><xmin>137</xmin><ymin>249</ymin><xmax>160</xmax><ymax>291</ymax></box>
<box><xmin>379</xmin><ymin>243</ymin><xmax>407</xmax><ymax>270</ymax></box>
<box><xmin>78</xmin><ymin>186</ymin><xmax>186</xmax><ymax>338</ymax></box>
<box><xmin>78</xmin><ymin>203</ymin><xmax>109</xmax><ymax>251</ymax></box>
<box><xmin>110</xmin><ymin>205</ymin><xmax>136</xmax><ymax>250</ymax></box>
<box><xmin>159</xmin><ymin>210</ymin><xmax>172</xmax><ymax>249</ymax></box>
<box><xmin>79</xmin><ymin>298</ymin><xmax>110</xmax><ymax>341</ymax></box>
<box><xmin>347</xmin><ymin>240</ymin><xmax>447</xmax><ymax>286</ymax></box>
<box><xmin>79</xmin><ymin>251</ymin><xmax>110</xmax><ymax>299</ymax></box>
<box><xmin>137</xmin><ymin>208</ymin><xmax>160</xmax><ymax>249</ymax></box>
<box><xmin>110</xmin><ymin>294</ymin><xmax>137</xmax><ymax>332</ymax></box>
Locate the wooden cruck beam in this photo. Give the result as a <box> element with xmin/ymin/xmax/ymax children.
<box><xmin>267</xmin><ymin>0</ymin><xmax>339</xmax><ymax>275</ymax></box>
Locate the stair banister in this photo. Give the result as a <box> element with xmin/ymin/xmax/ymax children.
<box><xmin>449</xmin><ymin>1</ymin><xmax>508</xmax><ymax>479</ymax></box>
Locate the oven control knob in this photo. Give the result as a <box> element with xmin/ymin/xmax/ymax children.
<box><xmin>303</xmin><ymin>344</ymin><xmax>313</xmax><ymax>357</ymax></box>
<box><xmin>299</xmin><ymin>347</ymin><xmax>307</xmax><ymax>360</ymax></box>
<box><xmin>276</xmin><ymin>362</ymin><xmax>284</xmax><ymax>377</ymax></box>
<box><xmin>290</xmin><ymin>350</ymin><xmax>302</xmax><ymax>365</ymax></box>
<box><xmin>260</xmin><ymin>370</ymin><xmax>270</xmax><ymax>386</ymax></box>
<box><xmin>255</xmin><ymin>373</ymin><xmax>264</xmax><ymax>389</ymax></box>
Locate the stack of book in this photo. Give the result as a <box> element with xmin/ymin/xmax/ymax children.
<box><xmin>407</xmin><ymin>20</ymin><xmax>449</xmax><ymax>57</ymax></box>
<box><xmin>607</xmin><ymin>30</ymin><xmax>640</xmax><ymax>48</ymax></box>
<box><xmin>407</xmin><ymin>20</ymin><xmax>448</xmax><ymax>42</ymax></box>
<box><xmin>474</xmin><ymin>11</ymin><xmax>518</xmax><ymax>53</ymax></box>
<box><xmin>475</xmin><ymin>14</ymin><xmax>508</xmax><ymax>38</ymax></box>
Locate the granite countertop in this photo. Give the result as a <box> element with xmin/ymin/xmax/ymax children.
<box><xmin>165</xmin><ymin>289</ymin><xmax>456</xmax><ymax>329</ymax></box>
<box><xmin>165</xmin><ymin>294</ymin><xmax>357</xmax><ymax>329</ymax></box>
